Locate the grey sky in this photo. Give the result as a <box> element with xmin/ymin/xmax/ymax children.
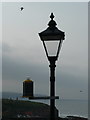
<box><xmin>2</xmin><ymin>2</ymin><xmax>88</xmax><ymax>100</ymax></box>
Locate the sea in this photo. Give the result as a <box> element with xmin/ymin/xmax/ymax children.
<box><xmin>30</xmin><ymin>99</ymin><xmax>88</xmax><ymax>118</ymax></box>
<box><xmin>1</xmin><ymin>92</ymin><xmax>88</xmax><ymax>119</ymax></box>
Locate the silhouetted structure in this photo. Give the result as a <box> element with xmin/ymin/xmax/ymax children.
<box><xmin>39</xmin><ymin>13</ymin><xmax>65</xmax><ymax>120</ymax></box>
<box><xmin>23</xmin><ymin>78</ymin><xmax>33</xmax><ymax>97</ymax></box>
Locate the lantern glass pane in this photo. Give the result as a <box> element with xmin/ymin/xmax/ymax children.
<box><xmin>44</xmin><ymin>41</ymin><xmax>60</xmax><ymax>56</ymax></box>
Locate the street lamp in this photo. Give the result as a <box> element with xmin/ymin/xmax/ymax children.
<box><xmin>39</xmin><ymin>13</ymin><xmax>65</xmax><ymax>120</ymax></box>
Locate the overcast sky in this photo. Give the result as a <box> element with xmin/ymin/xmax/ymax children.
<box><xmin>2</xmin><ymin>2</ymin><xmax>88</xmax><ymax>100</ymax></box>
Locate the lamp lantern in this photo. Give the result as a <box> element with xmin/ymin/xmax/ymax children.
<box><xmin>39</xmin><ymin>13</ymin><xmax>65</xmax><ymax>61</ymax></box>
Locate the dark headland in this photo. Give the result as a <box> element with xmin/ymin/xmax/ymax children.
<box><xmin>2</xmin><ymin>99</ymin><xmax>88</xmax><ymax>120</ymax></box>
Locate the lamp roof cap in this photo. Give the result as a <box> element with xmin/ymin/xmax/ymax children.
<box><xmin>39</xmin><ymin>13</ymin><xmax>65</xmax><ymax>41</ymax></box>
<box><xmin>48</xmin><ymin>13</ymin><xmax>57</xmax><ymax>29</ymax></box>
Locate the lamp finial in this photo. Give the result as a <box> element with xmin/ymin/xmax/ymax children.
<box><xmin>50</xmin><ymin>13</ymin><xmax>54</xmax><ymax>20</ymax></box>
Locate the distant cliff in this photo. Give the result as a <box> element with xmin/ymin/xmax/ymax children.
<box><xmin>2</xmin><ymin>99</ymin><xmax>88</xmax><ymax>120</ymax></box>
<box><xmin>2</xmin><ymin>98</ymin><xmax>58</xmax><ymax>119</ymax></box>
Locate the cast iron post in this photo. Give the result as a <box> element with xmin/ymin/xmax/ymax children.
<box><xmin>49</xmin><ymin>57</ymin><xmax>57</xmax><ymax>120</ymax></box>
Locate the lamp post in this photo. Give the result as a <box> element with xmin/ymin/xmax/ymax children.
<box><xmin>39</xmin><ymin>13</ymin><xmax>65</xmax><ymax>120</ymax></box>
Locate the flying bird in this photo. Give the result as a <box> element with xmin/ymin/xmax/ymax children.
<box><xmin>20</xmin><ymin>7</ymin><xmax>24</xmax><ymax>11</ymax></box>
<box><xmin>80</xmin><ymin>90</ymin><xmax>83</xmax><ymax>92</ymax></box>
